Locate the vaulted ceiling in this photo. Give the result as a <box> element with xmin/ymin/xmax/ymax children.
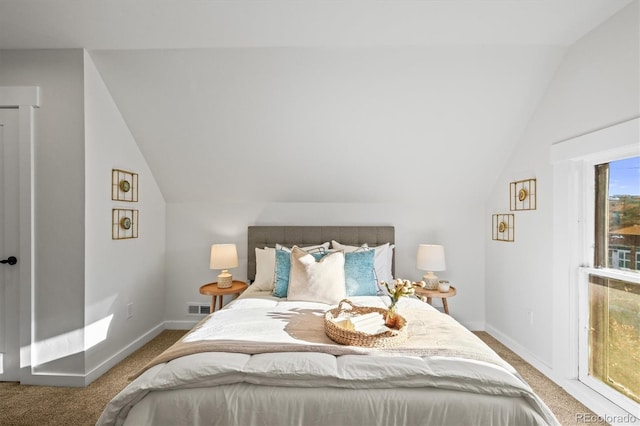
<box><xmin>0</xmin><ymin>1</ymin><xmax>633</xmax><ymax>203</ymax></box>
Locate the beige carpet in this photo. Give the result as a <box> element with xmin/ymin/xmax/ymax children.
<box><xmin>474</xmin><ymin>332</ymin><xmax>607</xmax><ymax>426</ymax></box>
<box><xmin>0</xmin><ymin>331</ymin><xmax>186</xmax><ymax>426</ymax></box>
<box><xmin>0</xmin><ymin>330</ymin><xmax>606</xmax><ymax>426</ymax></box>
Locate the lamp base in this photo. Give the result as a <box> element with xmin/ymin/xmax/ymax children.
<box><xmin>422</xmin><ymin>272</ymin><xmax>439</xmax><ymax>290</ymax></box>
<box><xmin>217</xmin><ymin>271</ymin><xmax>233</xmax><ymax>288</ymax></box>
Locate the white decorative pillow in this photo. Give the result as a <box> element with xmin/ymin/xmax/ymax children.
<box><xmin>253</xmin><ymin>247</ymin><xmax>276</xmax><ymax>291</ymax></box>
<box><xmin>276</xmin><ymin>242</ymin><xmax>330</xmax><ymax>254</ymax></box>
<box><xmin>287</xmin><ymin>246</ymin><xmax>346</xmax><ymax>304</ymax></box>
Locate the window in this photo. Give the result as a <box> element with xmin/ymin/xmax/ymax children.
<box><xmin>588</xmin><ymin>274</ymin><xmax>640</xmax><ymax>404</ymax></box>
<box><xmin>584</xmin><ymin>156</ymin><xmax>640</xmax><ymax>409</ymax></box>
<box><xmin>595</xmin><ymin>158</ymin><xmax>640</xmax><ymax>272</ymax></box>
<box><xmin>611</xmin><ymin>249</ymin><xmax>631</xmax><ymax>269</ymax></box>
<box><xmin>552</xmin><ymin>118</ymin><xmax>639</xmax><ymax>417</ymax></box>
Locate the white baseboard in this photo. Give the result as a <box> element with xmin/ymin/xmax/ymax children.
<box><xmin>18</xmin><ymin>322</ymin><xmax>166</xmax><ymax>387</ymax></box>
<box><xmin>19</xmin><ymin>320</ymin><xmax>200</xmax><ymax>387</ymax></box>
<box><xmin>460</xmin><ymin>320</ymin><xmax>485</xmax><ymax>331</ymax></box>
<box><xmin>84</xmin><ymin>322</ymin><xmax>166</xmax><ymax>386</ymax></box>
<box><xmin>19</xmin><ymin>369</ymin><xmax>86</xmax><ymax>387</ymax></box>
<box><xmin>484</xmin><ymin>323</ymin><xmax>553</xmax><ymax>372</ymax></box>
<box><xmin>66</xmin><ymin>320</ymin><xmax>200</xmax><ymax>386</ymax></box>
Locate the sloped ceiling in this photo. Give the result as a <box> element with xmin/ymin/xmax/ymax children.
<box><xmin>89</xmin><ymin>46</ymin><xmax>566</xmax><ymax>203</ymax></box>
<box><xmin>0</xmin><ymin>1</ymin><xmax>633</xmax><ymax>203</ymax></box>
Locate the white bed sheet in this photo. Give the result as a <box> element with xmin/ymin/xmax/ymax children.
<box><xmin>123</xmin><ymin>382</ymin><xmax>548</xmax><ymax>426</ymax></box>
<box><xmin>98</xmin><ymin>288</ymin><xmax>559</xmax><ymax>426</ymax></box>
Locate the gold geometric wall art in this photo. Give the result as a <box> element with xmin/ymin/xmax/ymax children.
<box><xmin>112</xmin><ymin>208</ymin><xmax>139</xmax><ymax>240</ymax></box>
<box><xmin>112</xmin><ymin>169</ymin><xmax>138</xmax><ymax>202</ymax></box>
<box><xmin>510</xmin><ymin>178</ymin><xmax>536</xmax><ymax>211</ymax></box>
<box><xmin>492</xmin><ymin>213</ymin><xmax>514</xmax><ymax>242</ymax></box>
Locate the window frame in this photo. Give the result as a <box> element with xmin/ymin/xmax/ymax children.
<box><xmin>551</xmin><ymin>117</ymin><xmax>639</xmax><ymax>419</ymax></box>
<box><xmin>577</xmin><ymin>151</ymin><xmax>640</xmax><ymax>415</ymax></box>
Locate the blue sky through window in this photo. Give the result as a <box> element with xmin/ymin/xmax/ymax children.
<box><xmin>609</xmin><ymin>156</ymin><xmax>640</xmax><ymax>196</ymax></box>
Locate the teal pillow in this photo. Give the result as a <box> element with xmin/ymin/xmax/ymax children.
<box><xmin>273</xmin><ymin>249</ymin><xmax>292</xmax><ymax>297</ymax></box>
<box><xmin>344</xmin><ymin>250</ymin><xmax>377</xmax><ymax>296</ymax></box>
<box><xmin>273</xmin><ymin>249</ymin><xmax>327</xmax><ymax>298</ymax></box>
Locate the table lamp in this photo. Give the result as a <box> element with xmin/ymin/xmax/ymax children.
<box><xmin>210</xmin><ymin>244</ymin><xmax>238</xmax><ymax>288</ymax></box>
<box><xmin>416</xmin><ymin>244</ymin><xmax>446</xmax><ymax>290</ymax></box>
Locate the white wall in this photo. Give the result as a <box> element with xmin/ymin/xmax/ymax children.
<box><xmin>485</xmin><ymin>0</ymin><xmax>638</xmax><ymax>391</ymax></box>
<box><xmin>0</xmin><ymin>50</ymin><xmax>87</xmax><ymax>376</ymax></box>
<box><xmin>0</xmin><ymin>49</ymin><xmax>167</xmax><ymax>385</ymax></box>
<box><xmin>83</xmin><ymin>51</ymin><xmax>167</xmax><ymax>380</ymax></box>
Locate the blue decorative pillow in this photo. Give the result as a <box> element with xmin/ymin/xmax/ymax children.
<box><xmin>273</xmin><ymin>249</ymin><xmax>292</xmax><ymax>297</ymax></box>
<box><xmin>344</xmin><ymin>250</ymin><xmax>377</xmax><ymax>296</ymax></box>
<box><xmin>273</xmin><ymin>248</ymin><xmax>327</xmax><ymax>298</ymax></box>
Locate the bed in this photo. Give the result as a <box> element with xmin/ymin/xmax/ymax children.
<box><xmin>98</xmin><ymin>226</ymin><xmax>559</xmax><ymax>426</ymax></box>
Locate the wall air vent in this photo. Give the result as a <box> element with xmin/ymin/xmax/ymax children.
<box><xmin>187</xmin><ymin>303</ymin><xmax>211</xmax><ymax>315</ymax></box>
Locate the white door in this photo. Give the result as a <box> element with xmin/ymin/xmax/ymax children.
<box><xmin>0</xmin><ymin>108</ymin><xmax>20</xmax><ymax>381</ymax></box>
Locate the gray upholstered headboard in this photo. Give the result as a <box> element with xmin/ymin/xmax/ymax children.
<box><xmin>247</xmin><ymin>226</ymin><xmax>395</xmax><ymax>282</ymax></box>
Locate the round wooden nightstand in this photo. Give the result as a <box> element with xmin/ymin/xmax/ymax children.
<box><xmin>199</xmin><ymin>280</ymin><xmax>248</xmax><ymax>312</ymax></box>
<box><xmin>413</xmin><ymin>286</ymin><xmax>457</xmax><ymax>315</ymax></box>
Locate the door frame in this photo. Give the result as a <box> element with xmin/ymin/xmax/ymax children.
<box><xmin>0</xmin><ymin>86</ymin><xmax>39</xmax><ymax>383</ymax></box>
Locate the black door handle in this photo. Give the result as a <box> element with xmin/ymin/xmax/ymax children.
<box><xmin>1</xmin><ymin>256</ymin><xmax>17</xmax><ymax>265</ymax></box>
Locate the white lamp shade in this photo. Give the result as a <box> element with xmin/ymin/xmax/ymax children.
<box><xmin>416</xmin><ymin>244</ymin><xmax>446</xmax><ymax>271</ymax></box>
<box><xmin>210</xmin><ymin>244</ymin><xmax>238</xmax><ymax>270</ymax></box>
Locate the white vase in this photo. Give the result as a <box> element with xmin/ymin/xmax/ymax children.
<box><xmin>437</xmin><ymin>280</ymin><xmax>450</xmax><ymax>293</ymax></box>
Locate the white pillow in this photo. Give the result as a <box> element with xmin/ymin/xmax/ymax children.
<box><xmin>331</xmin><ymin>240</ymin><xmax>367</xmax><ymax>253</ymax></box>
<box><xmin>253</xmin><ymin>243</ymin><xmax>330</xmax><ymax>291</ymax></box>
<box><xmin>386</xmin><ymin>243</ymin><xmax>395</xmax><ymax>280</ymax></box>
<box><xmin>367</xmin><ymin>243</ymin><xmax>394</xmax><ymax>283</ymax></box>
<box><xmin>253</xmin><ymin>247</ymin><xmax>276</xmax><ymax>291</ymax></box>
<box><xmin>276</xmin><ymin>242</ymin><xmax>330</xmax><ymax>254</ymax></box>
<box><xmin>287</xmin><ymin>246</ymin><xmax>346</xmax><ymax>304</ymax></box>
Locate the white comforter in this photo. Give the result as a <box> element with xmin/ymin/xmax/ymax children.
<box><xmin>97</xmin><ymin>290</ymin><xmax>559</xmax><ymax>426</ymax></box>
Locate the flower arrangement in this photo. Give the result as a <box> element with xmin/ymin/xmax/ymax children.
<box><xmin>382</xmin><ymin>279</ymin><xmax>416</xmax><ymax>306</ymax></box>
<box><xmin>381</xmin><ymin>279</ymin><xmax>424</xmax><ymax>327</ymax></box>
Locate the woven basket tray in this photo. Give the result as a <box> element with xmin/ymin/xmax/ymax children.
<box><xmin>324</xmin><ymin>299</ymin><xmax>407</xmax><ymax>348</ymax></box>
